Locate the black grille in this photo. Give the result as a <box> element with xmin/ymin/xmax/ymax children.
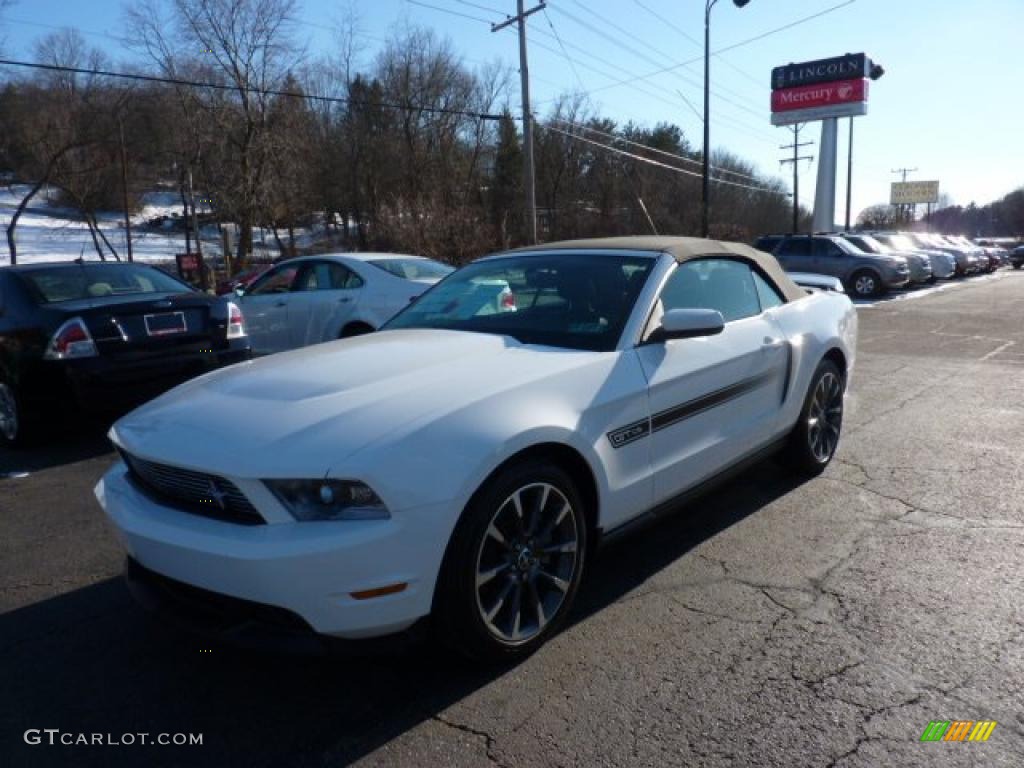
<box><xmin>119</xmin><ymin>449</ymin><xmax>265</xmax><ymax>525</ymax></box>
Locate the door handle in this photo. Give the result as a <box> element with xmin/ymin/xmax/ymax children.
<box><xmin>274</xmin><ymin>301</ymin><xmax>287</xmax><ymax>308</ymax></box>
<box><xmin>338</xmin><ymin>297</ymin><xmax>351</xmax><ymax>303</ymax></box>
<box><xmin>763</xmin><ymin>337</ymin><xmax>785</xmax><ymax>348</ymax></box>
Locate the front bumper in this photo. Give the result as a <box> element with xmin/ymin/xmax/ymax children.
<box><xmin>930</xmin><ymin>257</ymin><xmax>957</xmax><ymax>279</ymax></box>
<box><xmin>881</xmin><ymin>269</ymin><xmax>911</xmax><ymax>289</ymax></box>
<box><xmin>907</xmin><ymin>261</ymin><xmax>933</xmax><ymax>284</ymax></box>
<box><xmin>95</xmin><ymin>464</ymin><xmax>449</xmax><ymax>639</ymax></box>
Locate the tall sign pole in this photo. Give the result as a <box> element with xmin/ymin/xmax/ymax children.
<box><xmin>493</xmin><ymin>2</ymin><xmax>545</xmax><ymax>245</ymax></box>
<box><xmin>812</xmin><ymin>118</ymin><xmax>839</xmax><ymax>232</ymax></box>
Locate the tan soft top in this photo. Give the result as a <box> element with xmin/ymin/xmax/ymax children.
<box><xmin>509</xmin><ymin>235</ymin><xmax>806</xmax><ymax>303</ymax></box>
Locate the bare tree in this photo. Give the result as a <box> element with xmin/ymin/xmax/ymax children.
<box><xmin>126</xmin><ymin>0</ymin><xmax>303</xmax><ymax>267</ymax></box>
<box><xmin>3</xmin><ymin>30</ymin><xmax>122</xmax><ymax>263</ymax></box>
<box><xmin>857</xmin><ymin>204</ymin><xmax>901</xmax><ymax>231</ymax></box>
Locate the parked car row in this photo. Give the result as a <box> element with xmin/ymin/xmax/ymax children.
<box><xmin>0</xmin><ymin>251</ymin><xmax>455</xmax><ymax>445</ymax></box>
<box><xmin>753</xmin><ymin>231</ymin><xmax>1011</xmax><ymax>299</ymax></box>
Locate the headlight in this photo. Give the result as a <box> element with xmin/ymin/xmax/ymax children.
<box><xmin>264</xmin><ymin>479</ymin><xmax>389</xmax><ymax>521</ymax></box>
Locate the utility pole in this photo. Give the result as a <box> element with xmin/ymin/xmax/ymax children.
<box><xmin>493</xmin><ymin>1</ymin><xmax>545</xmax><ymax>245</ymax></box>
<box><xmin>118</xmin><ymin>115</ymin><xmax>133</xmax><ymax>262</ymax></box>
<box><xmin>891</xmin><ymin>167</ymin><xmax>917</xmax><ymax>224</ymax></box>
<box><xmin>779</xmin><ymin>124</ymin><xmax>813</xmax><ymax>234</ymax></box>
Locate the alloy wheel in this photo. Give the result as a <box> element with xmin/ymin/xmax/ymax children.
<box><xmin>807</xmin><ymin>372</ymin><xmax>843</xmax><ymax>463</ymax></box>
<box><xmin>853</xmin><ymin>274</ymin><xmax>876</xmax><ymax>297</ymax></box>
<box><xmin>474</xmin><ymin>482</ymin><xmax>579</xmax><ymax>645</ymax></box>
<box><xmin>0</xmin><ymin>383</ymin><xmax>18</xmax><ymax>442</ymax></box>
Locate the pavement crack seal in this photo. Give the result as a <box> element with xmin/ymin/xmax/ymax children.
<box><xmin>431</xmin><ymin>714</ymin><xmax>509</xmax><ymax>768</ymax></box>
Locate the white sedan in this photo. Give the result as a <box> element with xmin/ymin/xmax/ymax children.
<box><xmin>237</xmin><ymin>252</ymin><xmax>453</xmax><ymax>355</ymax></box>
<box><xmin>95</xmin><ymin>236</ymin><xmax>857</xmax><ymax>660</ymax></box>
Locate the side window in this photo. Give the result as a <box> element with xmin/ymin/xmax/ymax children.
<box><xmin>752</xmin><ymin>271</ymin><xmax>784</xmax><ymax>311</ymax></box>
<box><xmin>248</xmin><ymin>264</ymin><xmax>299</xmax><ymax>295</ymax></box>
<box><xmin>660</xmin><ymin>259</ymin><xmax>761</xmax><ymax>323</ymax></box>
<box><xmin>322</xmin><ymin>262</ymin><xmax>363</xmax><ymax>290</ymax></box>
<box><xmin>814</xmin><ymin>240</ymin><xmax>844</xmax><ymax>258</ymax></box>
<box><xmin>294</xmin><ymin>264</ymin><xmax>320</xmax><ymax>292</ymax></box>
<box><xmin>779</xmin><ymin>238</ymin><xmax>811</xmax><ymax>257</ymax></box>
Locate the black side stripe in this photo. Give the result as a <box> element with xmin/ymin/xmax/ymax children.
<box><xmin>606</xmin><ymin>370</ymin><xmax>779</xmax><ymax>449</ymax></box>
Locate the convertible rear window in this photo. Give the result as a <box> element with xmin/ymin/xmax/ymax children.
<box><xmin>384</xmin><ymin>252</ymin><xmax>655</xmax><ymax>351</ymax></box>
<box><xmin>19</xmin><ymin>264</ymin><xmax>192</xmax><ymax>303</ymax></box>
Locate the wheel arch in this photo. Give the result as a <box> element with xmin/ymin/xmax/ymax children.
<box><xmin>822</xmin><ymin>346</ymin><xmax>848</xmax><ymax>381</ymax></box>
<box><xmin>429</xmin><ymin>440</ymin><xmax>601</xmax><ymax>612</ymax></box>
<box><xmin>470</xmin><ymin>442</ymin><xmax>598</xmax><ymax>545</ymax></box>
<box><xmin>339</xmin><ymin>320</ymin><xmax>376</xmax><ymax>338</ymax></box>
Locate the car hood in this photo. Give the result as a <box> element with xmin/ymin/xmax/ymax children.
<box><xmin>111</xmin><ymin>329</ymin><xmax>604</xmax><ymax>477</ymax></box>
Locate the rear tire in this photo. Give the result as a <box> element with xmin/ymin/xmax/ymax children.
<box><xmin>0</xmin><ymin>380</ymin><xmax>28</xmax><ymax>449</ymax></box>
<box><xmin>782</xmin><ymin>359</ymin><xmax>844</xmax><ymax>476</ymax></box>
<box><xmin>433</xmin><ymin>460</ymin><xmax>588</xmax><ymax>662</ymax></box>
<box><xmin>848</xmin><ymin>269</ymin><xmax>882</xmax><ymax>299</ymax></box>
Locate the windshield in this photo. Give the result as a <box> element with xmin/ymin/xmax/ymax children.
<box><xmin>884</xmin><ymin>234</ymin><xmax>917</xmax><ymax>251</ymax></box>
<box><xmin>20</xmin><ymin>263</ymin><xmax>192</xmax><ymax>303</ymax></box>
<box><xmin>849</xmin><ymin>236</ymin><xmax>885</xmax><ymax>254</ymax></box>
<box><xmin>384</xmin><ymin>252</ymin><xmax>655</xmax><ymax>351</ymax></box>
<box><xmin>367</xmin><ymin>258</ymin><xmax>454</xmax><ymax>280</ymax></box>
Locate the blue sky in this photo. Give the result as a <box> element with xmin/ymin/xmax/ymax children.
<box><xmin>2</xmin><ymin>0</ymin><xmax>1021</xmax><ymax>223</ymax></box>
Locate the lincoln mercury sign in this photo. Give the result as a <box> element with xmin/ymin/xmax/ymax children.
<box><xmin>891</xmin><ymin>181</ymin><xmax>940</xmax><ymax>205</ymax></box>
<box><xmin>771</xmin><ymin>53</ymin><xmax>874</xmax><ymax>127</ymax></box>
<box><xmin>772</xmin><ymin>53</ymin><xmax>870</xmax><ymax>90</ymax></box>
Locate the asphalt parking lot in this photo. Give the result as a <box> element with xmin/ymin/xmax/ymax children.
<box><xmin>3</xmin><ymin>271</ymin><xmax>1024</xmax><ymax>768</ymax></box>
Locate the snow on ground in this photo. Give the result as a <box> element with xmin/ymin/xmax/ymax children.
<box><xmin>1</xmin><ymin>184</ymin><xmax>335</xmax><ymax>267</ymax></box>
<box><xmin>0</xmin><ymin>184</ymin><xmax>224</xmax><ymax>267</ymax></box>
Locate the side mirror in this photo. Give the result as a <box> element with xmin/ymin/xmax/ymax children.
<box><xmin>234</xmin><ymin>285</ymin><xmax>245</xmax><ymax>297</ymax></box>
<box><xmin>651</xmin><ymin>308</ymin><xmax>725</xmax><ymax>342</ymax></box>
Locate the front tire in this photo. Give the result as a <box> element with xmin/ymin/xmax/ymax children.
<box><xmin>434</xmin><ymin>460</ymin><xmax>588</xmax><ymax>662</ymax></box>
<box><xmin>848</xmin><ymin>269</ymin><xmax>882</xmax><ymax>299</ymax></box>
<box><xmin>783</xmin><ymin>359</ymin><xmax>844</xmax><ymax>475</ymax></box>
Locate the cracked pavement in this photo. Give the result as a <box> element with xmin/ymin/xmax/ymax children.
<box><xmin>3</xmin><ymin>271</ymin><xmax>1024</xmax><ymax>767</ymax></box>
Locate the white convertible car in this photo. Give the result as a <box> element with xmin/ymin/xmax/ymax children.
<box><xmin>95</xmin><ymin>237</ymin><xmax>857</xmax><ymax>660</ymax></box>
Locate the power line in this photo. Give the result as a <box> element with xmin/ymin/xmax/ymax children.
<box><xmin>412</xmin><ymin>0</ymin><xmax>778</xmax><ymax>143</ymax></box>
<box><xmin>452</xmin><ymin>0</ymin><xmax>507</xmax><ymax>15</ymax></box>
<box><xmin>406</xmin><ymin>0</ymin><xmax>493</xmax><ymax>24</ymax></box>
<box><xmin>553</xmin><ymin>119</ymin><xmax>765</xmax><ymax>182</ymax></box>
<box><xmin>541</xmin><ymin>7</ymin><xmax>585</xmax><ymax>93</ymax></box>
<box><xmin>0</xmin><ymin>58</ymin><xmax>510</xmax><ymax>121</ymax></box>
<box><xmin>522</xmin><ymin>23</ymin><xmax>776</xmax><ymax>142</ymax></box>
<box><xmin>630</xmin><ymin>0</ymin><xmax>763</xmax><ymax>89</ymax></box>
<box><xmin>547</xmin><ymin>124</ymin><xmax>781</xmax><ymax>194</ymax></box>
<box><xmin>573</xmin><ymin>1</ymin><xmax>858</xmax><ymax>98</ymax></box>
<box><xmin>549</xmin><ymin>1</ymin><xmax>766</xmax><ymax>120</ymax></box>
<box><xmin>563</xmin><ymin>0</ymin><xmax>762</xmax><ymax>105</ymax></box>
